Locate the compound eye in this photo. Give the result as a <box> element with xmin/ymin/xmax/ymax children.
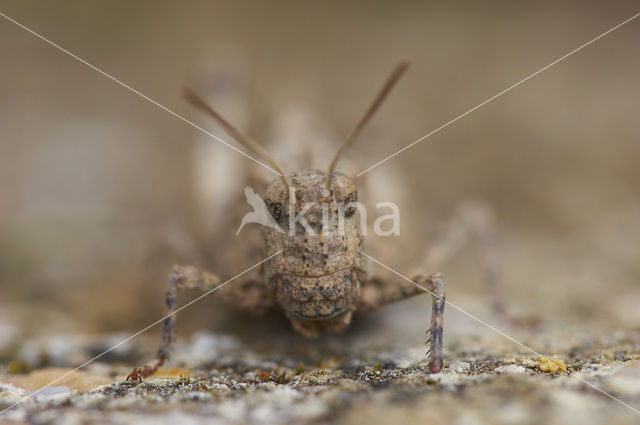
<box><xmin>265</xmin><ymin>199</ymin><xmax>283</xmax><ymax>222</ymax></box>
<box><xmin>331</xmin><ymin>172</ymin><xmax>358</xmax><ymax>217</ymax></box>
<box><xmin>338</xmin><ymin>191</ymin><xmax>358</xmax><ymax>217</ymax></box>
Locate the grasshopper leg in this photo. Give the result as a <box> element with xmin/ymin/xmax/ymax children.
<box><xmin>416</xmin><ymin>274</ymin><xmax>445</xmax><ymax>374</ymax></box>
<box><xmin>357</xmin><ymin>273</ymin><xmax>446</xmax><ymax>374</ymax></box>
<box><xmin>421</xmin><ymin>201</ymin><xmax>505</xmax><ymax>316</ymax></box>
<box><xmin>127</xmin><ymin>265</ymin><xmax>222</xmax><ymax>382</ymax></box>
<box><xmin>421</xmin><ymin>201</ymin><xmax>539</xmax><ymax>325</ymax></box>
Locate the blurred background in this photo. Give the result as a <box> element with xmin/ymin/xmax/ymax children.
<box><xmin>0</xmin><ymin>0</ymin><xmax>639</xmax><ymax>345</ymax></box>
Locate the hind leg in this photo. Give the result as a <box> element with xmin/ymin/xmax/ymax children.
<box><xmin>418</xmin><ymin>201</ymin><xmax>536</xmax><ymax>323</ymax></box>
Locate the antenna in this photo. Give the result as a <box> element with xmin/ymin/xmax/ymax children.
<box><xmin>184</xmin><ymin>88</ymin><xmax>295</xmax><ymax>201</ymax></box>
<box><xmin>326</xmin><ymin>61</ymin><xmax>410</xmax><ymax>191</ymax></box>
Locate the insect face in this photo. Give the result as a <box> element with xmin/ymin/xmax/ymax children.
<box><xmin>263</xmin><ymin>169</ymin><xmax>363</xmax><ymax>322</ymax></box>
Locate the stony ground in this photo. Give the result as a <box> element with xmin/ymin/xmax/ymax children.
<box><xmin>2</xmin><ymin>305</ymin><xmax>640</xmax><ymax>425</ymax></box>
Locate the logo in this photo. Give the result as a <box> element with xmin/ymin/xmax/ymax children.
<box><xmin>236</xmin><ymin>186</ymin><xmax>284</xmax><ymax>235</ymax></box>
<box><xmin>236</xmin><ymin>186</ymin><xmax>401</xmax><ymax>237</ymax></box>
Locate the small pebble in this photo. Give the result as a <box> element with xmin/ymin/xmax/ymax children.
<box><xmin>537</xmin><ymin>357</ymin><xmax>567</xmax><ymax>373</ymax></box>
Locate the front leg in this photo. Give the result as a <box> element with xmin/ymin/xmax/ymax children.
<box><xmin>127</xmin><ymin>265</ymin><xmax>222</xmax><ymax>381</ymax></box>
<box><xmin>357</xmin><ymin>273</ymin><xmax>445</xmax><ymax>374</ymax></box>
<box><xmin>416</xmin><ymin>274</ymin><xmax>445</xmax><ymax>374</ymax></box>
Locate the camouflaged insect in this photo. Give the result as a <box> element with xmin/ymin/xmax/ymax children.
<box><xmin>127</xmin><ymin>62</ymin><xmax>507</xmax><ymax>382</ymax></box>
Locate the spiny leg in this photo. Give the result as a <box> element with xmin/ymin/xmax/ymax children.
<box><xmin>416</xmin><ymin>274</ymin><xmax>445</xmax><ymax>374</ymax></box>
<box><xmin>127</xmin><ymin>265</ymin><xmax>222</xmax><ymax>381</ymax></box>
<box><xmin>357</xmin><ymin>273</ymin><xmax>446</xmax><ymax>374</ymax></box>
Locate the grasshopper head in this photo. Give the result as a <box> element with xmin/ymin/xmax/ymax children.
<box><xmin>262</xmin><ymin>169</ymin><xmax>363</xmax><ymax>332</ymax></box>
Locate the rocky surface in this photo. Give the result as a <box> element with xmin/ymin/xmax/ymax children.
<box><xmin>2</xmin><ymin>316</ymin><xmax>640</xmax><ymax>425</ymax></box>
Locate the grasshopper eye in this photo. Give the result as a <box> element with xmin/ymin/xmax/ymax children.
<box><xmin>330</xmin><ymin>172</ymin><xmax>358</xmax><ymax>217</ymax></box>
<box><xmin>265</xmin><ymin>199</ymin><xmax>283</xmax><ymax>222</ymax></box>
<box><xmin>338</xmin><ymin>191</ymin><xmax>358</xmax><ymax>217</ymax></box>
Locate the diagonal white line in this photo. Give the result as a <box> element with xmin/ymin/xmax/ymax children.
<box><xmin>0</xmin><ymin>11</ymin><xmax>280</xmax><ymax>176</ymax></box>
<box><xmin>0</xmin><ymin>250</ymin><xmax>282</xmax><ymax>415</ymax></box>
<box><xmin>357</xmin><ymin>11</ymin><xmax>640</xmax><ymax>176</ymax></box>
<box><xmin>358</xmin><ymin>249</ymin><xmax>640</xmax><ymax>416</ymax></box>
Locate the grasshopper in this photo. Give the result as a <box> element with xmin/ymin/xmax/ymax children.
<box><xmin>127</xmin><ymin>61</ymin><xmax>506</xmax><ymax>381</ymax></box>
